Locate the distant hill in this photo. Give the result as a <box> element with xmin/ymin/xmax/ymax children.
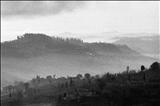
<box><xmin>1</xmin><ymin>33</ymin><xmax>156</xmax><ymax>87</ymax></box>
<box><xmin>114</xmin><ymin>35</ymin><xmax>160</xmax><ymax>59</ymax></box>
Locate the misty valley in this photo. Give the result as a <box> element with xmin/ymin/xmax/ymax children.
<box><xmin>1</xmin><ymin>33</ymin><xmax>160</xmax><ymax>106</ymax></box>
<box><xmin>1</xmin><ymin>1</ymin><xmax>160</xmax><ymax>106</ymax></box>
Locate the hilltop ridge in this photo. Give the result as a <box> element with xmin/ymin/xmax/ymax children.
<box><xmin>1</xmin><ymin>33</ymin><xmax>139</xmax><ymax>58</ymax></box>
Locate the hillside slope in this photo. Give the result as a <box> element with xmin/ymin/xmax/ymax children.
<box><xmin>1</xmin><ymin>33</ymin><xmax>156</xmax><ymax>87</ymax></box>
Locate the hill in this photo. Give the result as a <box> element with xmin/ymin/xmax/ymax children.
<box><xmin>1</xmin><ymin>33</ymin><xmax>140</xmax><ymax>58</ymax></box>
<box><xmin>114</xmin><ymin>35</ymin><xmax>160</xmax><ymax>58</ymax></box>
<box><xmin>1</xmin><ymin>33</ymin><xmax>156</xmax><ymax>87</ymax></box>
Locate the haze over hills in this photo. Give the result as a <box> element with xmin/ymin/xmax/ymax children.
<box><xmin>52</xmin><ymin>32</ymin><xmax>160</xmax><ymax>58</ymax></box>
<box><xmin>1</xmin><ymin>33</ymin><xmax>157</xmax><ymax>87</ymax></box>
<box><xmin>114</xmin><ymin>34</ymin><xmax>160</xmax><ymax>59</ymax></box>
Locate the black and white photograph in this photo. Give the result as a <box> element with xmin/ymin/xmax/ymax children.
<box><xmin>1</xmin><ymin>1</ymin><xmax>160</xmax><ymax>106</ymax></box>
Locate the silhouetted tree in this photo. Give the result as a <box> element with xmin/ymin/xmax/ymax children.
<box><xmin>17</xmin><ymin>36</ymin><xmax>20</xmax><ymax>40</ymax></box>
<box><xmin>126</xmin><ymin>66</ymin><xmax>129</xmax><ymax>73</ymax></box>
<box><xmin>76</xmin><ymin>74</ymin><xmax>83</xmax><ymax>79</ymax></box>
<box><xmin>53</xmin><ymin>74</ymin><xmax>56</xmax><ymax>79</ymax></box>
<box><xmin>141</xmin><ymin>65</ymin><xmax>145</xmax><ymax>71</ymax></box>
<box><xmin>150</xmin><ymin>62</ymin><xmax>160</xmax><ymax>71</ymax></box>
<box><xmin>46</xmin><ymin>75</ymin><xmax>52</xmax><ymax>83</ymax></box>
<box><xmin>36</xmin><ymin>75</ymin><xmax>40</xmax><ymax>83</ymax></box>
<box><xmin>84</xmin><ymin>73</ymin><xmax>91</xmax><ymax>79</ymax></box>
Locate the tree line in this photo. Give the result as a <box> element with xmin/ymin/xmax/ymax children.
<box><xmin>1</xmin><ymin>62</ymin><xmax>160</xmax><ymax>106</ymax></box>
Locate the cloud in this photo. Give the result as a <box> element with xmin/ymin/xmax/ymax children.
<box><xmin>1</xmin><ymin>1</ymin><xmax>86</xmax><ymax>18</ymax></box>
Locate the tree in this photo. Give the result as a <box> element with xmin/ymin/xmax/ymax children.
<box><xmin>53</xmin><ymin>74</ymin><xmax>56</xmax><ymax>79</ymax></box>
<box><xmin>24</xmin><ymin>82</ymin><xmax>29</xmax><ymax>92</ymax></box>
<box><xmin>46</xmin><ymin>75</ymin><xmax>52</xmax><ymax>83</ymax></box>
<box><xmin>150</xmin><ymin>62</ymin><xmax>160</xmax><ymax>71</ymax></box>
<box><xmin>46</xmin><ymin>75</ymin><xmax>52</xmax><ymax>79</ymax></box>
<box><xmin>141</xmin><ymin>65</ymin><xmax>145</xmax><ymax>71</ymax></box>
<box><xmin>76</xmin><ymin>74</ymin><xmax>83</xmax><ymax>79</ymax></box>
<box><xmin>7</xmin><ymin>85</ymin><xmax>13</xmax><ymax>98</ymax></box>
<box><xmin>36</xmin><ymin>75</ymin><xmax>40</xmax><ymax>83</ymax></box>
<box><xmin>84</xmin><ymin>73</ymin><xmax>92</xmax><ymax>85</ymax></box>
<box><xmin>126</xmin><ymin>66</ymin><xmax>129</xmax><ymax>73</ymax></box>
<box><xmin>84</xmin><ymin>73</ymin><xmax>91</xmax><ymax>79</ymax></box>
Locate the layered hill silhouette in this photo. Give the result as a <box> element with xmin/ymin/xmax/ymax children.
<box><xmin>114</xmin><ymin>35</ymin><xmax>160</xmax><ymax>58</ymax></box>
<box><xmin>1</xmin><ymin>33</ymin><xmax>157</xmax><ymax>87</ymax></box>
<box><xmin>2</xmin><ymin>33</ymin><xmax>139</xmax><ymax>58</ymax></box>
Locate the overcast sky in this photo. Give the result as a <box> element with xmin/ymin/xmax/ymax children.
<box><xmin>1</xmin><ymin>1</ymin><xmax>159</xmax><ymax>42</ymax></box>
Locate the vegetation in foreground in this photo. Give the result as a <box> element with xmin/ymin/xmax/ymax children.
<box><xmin>1</xmin><ymin>62</ymin><xmax>160</xmax><ymax>106</ymax></box>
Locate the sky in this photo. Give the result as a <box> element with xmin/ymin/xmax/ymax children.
<box><xmin>1</xmin><ymin>1</ymin><xmax>160</xmax><ymax>42</ymax></box>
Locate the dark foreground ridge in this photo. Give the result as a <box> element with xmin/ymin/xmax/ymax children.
<box><xmin>1</xmin><ymin>62</ymin><xmax>160</xmax><ymax>106</ymax></box>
